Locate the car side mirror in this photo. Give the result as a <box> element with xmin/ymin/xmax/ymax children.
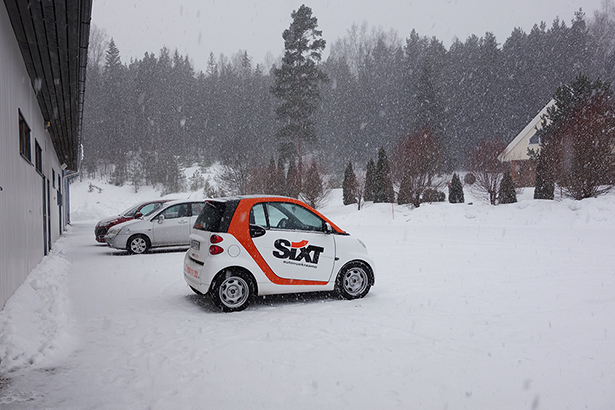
<box><xmin>249</xmin><ymin>224</ymin><xmax>266</xmax><ymax>238</ymax></box>
<box><xmin>134</xmin><ymin>211</ymin><xmax>143</xmax><ymax>219</ymax></box>
<box><xmin>324</xmin><ymin>222</ymin><xmax>333</xmax><ymax>234</ymax></box>
<box><xmin>157</xmin><ymin>214</ymin><xmax>165</xmax><ymax>224</ymax></box>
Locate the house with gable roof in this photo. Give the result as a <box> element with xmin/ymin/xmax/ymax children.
<box><xmin>499</xmin><ymin>99</ymin><xmax>556</xmax><ymax>187</ymax></box>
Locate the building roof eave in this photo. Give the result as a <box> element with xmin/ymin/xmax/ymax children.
<box><xmin>4</xmin><ymin>0</ymin><xmax>92</xmax><ymax>171</ymax></box>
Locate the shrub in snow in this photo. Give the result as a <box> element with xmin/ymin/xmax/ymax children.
<box><xmin>534</xmin><ymin>155</ymin><xmax>554</xmax><ymax>200</ymax></box>
<box><xmin>464</xmin><ymin>173</ymin><xmax>476</xmax><ymax>185</ymax></box>
<box><xmin>468</xmin><ymin>139</ymin><xmax>507</xmax><ymax>205</ymax></box>
<box><xmin>498</xmin><ymin>170</ymin><xmax>517</xmax><ymax>204</ymax></box>
<box><xmin>448</xmin><ymin>173</ymin><xmax>464</xmax><ymax>203</ymax></box>
<box><xmin>421</xmin><ymin>188</ymin><xmax>445</xmax><ymax>203</ymax></box>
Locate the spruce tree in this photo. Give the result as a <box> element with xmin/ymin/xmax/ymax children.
<box><xmin>448</xmin><ymin>173</ymin><xmax>465</xmax><ymax>203</ymax></box>
<box><xmin>374</xmin><ymin>147</ymin><xmax>394</xmax><ymax>203</ymax></box>
<box><xmin>498</xmin><ymin>170</ymin><xmax>517</xmax><ymax>204</ymax></box>
<box><xmin>364</xmin><ymin>158</ymin><xmax>376</xmax><ymax>202</ymax></box>
<box><xmin>271</xmin><ymin>5</ymin><xmax>328</xmax><ymax>162</ymax></box>
<box><xmin>342</xmin><ymin>162</ymin><xmax>357</xmax><ymax>205</ymax></box>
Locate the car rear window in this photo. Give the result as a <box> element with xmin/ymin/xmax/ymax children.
<box><xmin>193</xmin><ymin>200</ymin><xmax>238</xmax><ymax>233</ymax></box>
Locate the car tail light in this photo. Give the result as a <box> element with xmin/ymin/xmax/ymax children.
<box><xmin>210</xmin><ymin>234</ymin><xmax>223</xmax><ymax>244</ymax></box>
<box><xmin>209</xmin><ymin>245</ymin><xmax>224</xmax><ymax>255</ymax></box>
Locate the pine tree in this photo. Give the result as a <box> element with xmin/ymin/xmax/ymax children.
<box><xmin>498</xmin><ymin>170</ymin><xmax>517</xmax><ymax>204</ymax></box>
<box><xmin>364</xmin><ymin>158</ymin><xmax>376</xmax><ymax>202</ymax></box>
<box><xmin>102</xmin><ymin>39</ymin><xmax>127</xmax><ymax>170</ymax></box>
<box><xmin>271</xmin><ymin>5</ymin><xmax>328</xmax><ymax>162</ymax></box>
<box><xmin>129</xmin><ymin>158</ymin><xmax>144</xmax><ymax>193</ymax></box>
<box><xmin>189</xmin><ymin>169</ymin><xmax>205</xmax><ymax>191</ymax></box>
<box><xmin>448</xmin><ymin>173</ymin><xmax>464</xmax><ymax>203</ymax></box>
<box><xmin>374</xmin><ymin>147</ymin><xmax>394</xmax><ymax>203</ymax></box>
<box><xmin>342</xmin><ymin>162</ymin><xmax>357</xmax><ymax>205</ymax></box>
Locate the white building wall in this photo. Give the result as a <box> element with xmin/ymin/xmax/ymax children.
<box><xmin>1</xmin><ymin>5</ymin><xmax>65</xmax><ymax>309</ymax></box>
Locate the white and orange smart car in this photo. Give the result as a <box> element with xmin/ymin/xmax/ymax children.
<box><xmin>183</xmin><ymin>196</ymin><xmax>375</xmax><ymax>312</ymax></box>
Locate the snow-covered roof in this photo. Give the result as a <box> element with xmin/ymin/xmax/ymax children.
<box><xmin>499</xmin><ymin>99</ymin><xmax>556</xmax><ymax>162</ymax></box>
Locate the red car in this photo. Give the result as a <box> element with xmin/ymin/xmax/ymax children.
<box><xmin>94</xmin><ymin>200</ymin><xmax>169</xmax><ymax>242</ymax></box>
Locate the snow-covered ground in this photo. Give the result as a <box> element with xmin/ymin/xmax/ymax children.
<box><xmin>1</xmin><ymin>176</ymin><xmax>615</xmax><ymax>409</ymax></box>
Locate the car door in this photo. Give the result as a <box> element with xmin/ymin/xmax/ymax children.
<box><xmin>152</xmin><ymin>203</ymin><xmax>191</xmax><ymax>246</ymax></box>
<box><xmin>250</xmin><ymin>201</ymin><xmax>336</xmax><ymax>282</ymax></box>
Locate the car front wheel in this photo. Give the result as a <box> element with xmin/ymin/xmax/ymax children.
<box><xmin>336</xmin><ymin>261</ymin><xmax>372</xmax><ymax>299</ymax></box>
<box><xmin>210</xmin><ymin>270</ymin><xmax>254</xmax><ymax>312</ymax></box>
<box><xmin>127</xmin><ymin>235</ymin><xmax>150</xmax><ymax>254</ymax></box>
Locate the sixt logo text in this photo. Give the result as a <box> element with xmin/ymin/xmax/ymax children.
<box><xmin>273</xmin><ymin>239</ymin><xmax>324</xmax><ymax>264</ymax></box>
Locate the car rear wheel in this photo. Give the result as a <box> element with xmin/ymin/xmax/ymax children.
<box><xmin>210</xmin><ymin>270</ymin><xmax>254</xmax><ymax>312</ymax></box>
<box><xmin>127</xmin><ymin>235</ymin><xmax>150</xmax><ymax>254</ymax></box>
<box><xmin>336</xmin><ymin>261</ymin><xmax>372</xmax><ymax>299</ymax></box>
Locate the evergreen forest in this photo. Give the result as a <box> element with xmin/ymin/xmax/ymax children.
<box><xmin>81</xmin><ymin>6</ymin><xmax>615</xmax><ymax>192</ymax></box>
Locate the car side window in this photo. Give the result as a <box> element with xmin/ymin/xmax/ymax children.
<box><xmin>161</xmin><ymin>204</ymin><xmax>188</xmax><ymax>219</ymax></box>
<box><xmin>191</xmin><ymin>202</ymin><xmax>204</xmax><ymax>216</ymax></box>
<box><xmin>266</xmin><ymin>202</ymin><xmax>325</xmax><ymax>232</ymax></box>
<box><xmin>265</xmin><ymin>204</ymin><xmax>288</xmax><ymax>229</ymax></box>
<box><xmin>250</xmin><ymin>203</ymin><xmax>267</xmax><ymax>227</ymax></box>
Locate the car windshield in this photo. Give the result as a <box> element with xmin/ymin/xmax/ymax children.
<box><xmin>121</xmin><ymin>203</ymin><xmax>143</xmax><ymax>218</ymax></box>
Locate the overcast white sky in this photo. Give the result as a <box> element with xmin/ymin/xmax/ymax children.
<box><xmin>92</xmin><ymin>0</ymin><xmax>605</xmax><ymax>72</ymax></box>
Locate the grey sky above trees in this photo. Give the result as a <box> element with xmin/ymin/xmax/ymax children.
<box><xmin>91</xmin><ymin>0</ymin><xmax>604</xmax><ymax>72</ymax></box>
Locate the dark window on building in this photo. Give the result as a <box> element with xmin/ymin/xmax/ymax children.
<box><xmin>529</xmin><ymin>134</ymin><xmax>540</xmax><ymax>145</ymax></box>
<box><xmin>35</xmin><ymin>141</ymin><xmax>43</xmax><ymax>174</ymax></box>
<box><xmin>19</xmin><ymin>111</ymin><xmax>31</xmax><ymax>162</ymax></box>
<box><xmin>53</xmin><ymin>169</ymin><xmax>56</xmax><ymax>187</ymax></box>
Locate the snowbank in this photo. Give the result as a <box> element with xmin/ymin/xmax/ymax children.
<box><xmin>0</xmin><ymin>235</ymin><xmax>75</xmax><ymax>372</ymax></box>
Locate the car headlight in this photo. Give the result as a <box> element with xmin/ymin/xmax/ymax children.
<box><xmin>108</xmin><ymin>226</ymin><xmax>122</xmax><ymax>235</ymax></box>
